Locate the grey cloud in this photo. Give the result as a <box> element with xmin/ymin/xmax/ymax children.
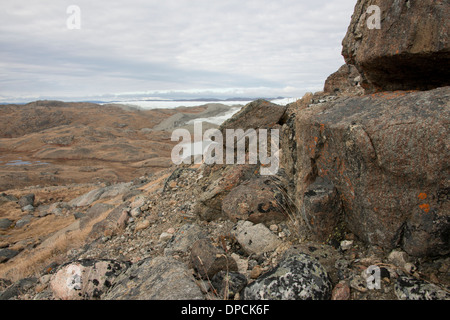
<box><xmin>0</xmin><ymin>0</ymin><xmax>356</xmax><ymax>102</ymax></box>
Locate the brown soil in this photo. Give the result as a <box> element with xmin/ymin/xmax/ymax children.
<box><xmin>0</xmin><ymin>101</ymin><xmax>210</xmax><ymax>190</ymax></box>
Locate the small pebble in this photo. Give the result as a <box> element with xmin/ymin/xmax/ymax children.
<box><xmin>340</xmin><ymin>240</ymin><xmax>354</xmax><ymax>251</ymax></box>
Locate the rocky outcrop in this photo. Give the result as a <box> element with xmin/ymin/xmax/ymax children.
<box><xmin>88</xmin><ymin>203</ymin><xmax>130</xmax><ymax>240</ymax></box>
<box><xmin>211</xmin><ymin>271</ymin><xmax>248</xmax><ymax>299</ymax></box>
<box><xmin>243</xmin><ymin>254</ymin><xmax>332</xmax><ymax>300</ymax></box>
<box><xmin>395</xmin><ymin>275</ymin><xmax>450</xmax><ymax>300</ymax></box>
<box><xmin>219</xmin><ymin>99</ymin><xmax>286</xmax><ymax>132</ymax></box>
<box><xmin>0</xmin><ymin>249</ymin><xmax>19</xmax><ymax>264</ymax></box>
<box><xmin>193</xmin><ymin>163</ymin><xmax>259</xmax><ymax>221</ymax></box>
<box><xmin>1</xmin><ymin>1</ymin><xmax>449</xmax><ymax>302</ymax></box>
<box><xmin>164</xmin><ymin>223</ymin><xmax>208</xmax><ymax>256</ymax></box>
<box><xmin>190</xmin><ymin>239</ymin><xmax>238</xmax><ymax>279</ymax></box>
<box><xmin>231</xmin><ymin>220</ymin><xmax>282</xmax><ymax>255</ymax></box>
<box><xmin>104</xmin><ymin>256</ymin><xmax>204</xmax><ymax>300</ymax></box>
<box><xmin>301</xmin><ymin>177</ymin><xmax>343</xmax><ymax>243</ymax></box>
<box><xmin>0</xmin><ymin>219</ymin><xmax>13</xmax><ymax>231</ymax></box>
<box><xmin>323</xmin><ymin>64</ymin><xmax>363</xmax><ymax>96</ymax></box>
<box><xmin>69</xmin><ymin>183</ymin><xmax>134</xmax><ymax>207</ymax></box>
<box><xmin>49</xmin><ymin>259</ymin><xmax>130</xmax><ymax>300</ymax></box>
<box><xmin>79</xmin><ymin>203</ymin><xmax>114</xmax><ymax>230</ymax></box>
<box><xmin>222</xmin><ymin>177</ymin><xmax>289</xmax><ymax>226</ymax></box>
<box><xmin>282</xmin><ymin>87</ymin><xmax>450</xmax><ymax>256</ymax></box>
<box><xmin>342</xmin><ymin>0</ymin><xmax>450</xmax><ymax>92</ymax></box>
<box><xmin>18</xmin><ymin>194</ymin><xmax>35</xmax><ymax>208</ymax></box>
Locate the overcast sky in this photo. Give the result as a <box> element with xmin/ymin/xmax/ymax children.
<box><xmin>0</xmin><ymin>0</ymin><xmax>357</xmax><ymax>103</ymax></box>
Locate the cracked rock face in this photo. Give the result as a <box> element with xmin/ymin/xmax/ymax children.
<box><xmin>243</xmin><ymin>253</ymin><xmax>332</xmax><ymax>300</ymax></box>
<box><xmin>395</xmin><ymin>275</ymin><xmax>450</xmax><ymax>300</ymax></box>
<box><xmin>50</xmin><ymin>259</ymin><xmax>130</xmax><ymax>300</ymax></box>
<box><xmin>342</xmin><ymin>0</ymin><xmax>450</xmax><ymax>92</ymax></box>
<box><xmin>222</xmin><ymin>177</ymin><xmax>289</xmax><ymax>226</ymax></box>
<box><xmin>283</xmin><ymin>87</ymin><xmax>450</xmax><ymax>257</ymax></box>
<box><xmin>104</xmin><ymin>256</ymin><xmax>204</xmax><ymax>300</ymax></box>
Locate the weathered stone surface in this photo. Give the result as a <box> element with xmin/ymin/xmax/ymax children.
<box><xmin>0</xmin><ymin>193</ymin><xmax>18</xmax><ymax>204</ymax></box>
<box><xmin>87</xmin><ymin>203</ymin><xmax>130</xmax><ymax>240</ymax></box>
<box><xmin>281</xmin><ymin>243</ymin><xmax>343</xmax><ymax>286</ymax></box>
<box><xmin>14</xmin><ymin>215</ymin><xmax>32</xmax><ymax>229</ymax></box>
<box><xmin>42</xmin><ymin>135</ymin><xmax>74</xmax><ymax>146</ymax></box>
<box><xmin>324</xmin><ymin>64</ymin><xmax>363</xmax><ymax>96</ymax></box>
<box><xmin>49</xmin><ymin>259</ymin><xmax>130</xmax><ymax>300</ymax></box>
<box><xmin>164</xmin><ymin>223</ymin><xmax>207</xmax><ymax>256</ymax></box>
<box><xmin>283</xmin><ymin>87</ymin><xmax>450</xmax><ymax>257</ymax></box>
<box><xmin>387</xmin><ymin>250</ymin><xmax>410</xmax><ymax>269</ymax></box>
<box><xmin>159</xmin><ymin>232</ymin><xmax>173</xmax><ymax>242</ymax></box>
<box><xmin>211</xmin><ymin>271</ymin><xmax>247</xmax><ymax>299</ymax></box>
<box><xmin>301</xmin><ymin>177</ymin><xmax>342</xmax><ymax>242</ymax></box>
<box><xmin>134</xmin><ymin>219</ymin><xmax>150</xmax><ymax>232</ymax></box>
<box><xmin>243</xmin><ymin>254</ymin><xmax>332</xmax><ymax>300</ymax></box>
<box><xmin>18</xmin><ymin>194</ymin><xmax>35</xmax><ymax>208</ymax></box>
<box><xmin>331</xmin><ymin>281</ymin><xmax>351</xmax><ymax>300</ymax></box>
<box><xmin>222</xmin><ymin>177</ymin><xmax>288</xmax><ymax>226</ymax></box>
<box><xmin>69</xmin><ymin>188</ymin><xmax>106</xmax><ymax>207</ymax></box>
<box><xmin>21</xmin><ymin>204</ymin><xmax>34</xmax><ymax>212</ymax></box>
<box><xmin>395</xmin><ymin>275</ymin><xmax>450</xmax><ymax>300</ymax></box>
<box><xmin>0</xmin><ymin>278</ymin><xmax>12</xmax><ymax>291</ymax></box>
<box><xmin>231</xmin><ymin>220</ymin><xmax>282</xmax><ymax>255</ymax></box>
<box><xmin>193</xmin><ymin>100</ymin><xmax>287</xmax><ymax>221</ymax></box>
<box><xmin>105</xmin><ymin>256</ymin><xmax>204</xmax><ymax>300</ymax></box>
<box><xmin>0</xmin><ymin>248</ymin><xmax>20</xmax><ymax>264</ymax></box>
<box><xmin>99</xmin><ymin>182</ymin><xmax>133</xmax><ymax>200</ymax></box>
<box><xmin>194</xmin><ymin>164</ymin><xmax>259</xmax><ymax>221</ymax></box>
<box><xmin>342</xmin><ymin>0</ymin><xmax>450</xmax><ymax>91</ymax></box>
<box><xmin>79</xmin><ymin>203</ymin><xmax>114</xmax><ymax>230</ymax></box>
<box><xmin>0</xmin><ymin>277</ymin><xmax>37</xmax><ymax>300</ymax></box>
<box><xmin>190</xmin><ymin>239</ymin><xmax>238</xmax><ymax>279</ymax></box>
<box><xmin>70</xmin><ymin>183</ymin><xmax>133</xmax><ymax>207</ymax></box>
<box><xmin>403</xmin><ymin>208</ymin><xmax>450</xmax><ymax>257</ymax></box>
<box><xmin>219</xmin><ymin>99</ymin><xmax>287</xmax><ymax>132</ymax></box>
<box><xmin>0</xmin><ymin>218</ymin><xmax>13</xmax><ymax>231</ymax></box>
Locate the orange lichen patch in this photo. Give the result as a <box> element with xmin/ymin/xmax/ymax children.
<box><xmin>369</xmin><ymin>90</ymin><xmax>419</xmax><ymax>100</ymax></box>
<box><xmin>320</xmin><ymin>124</ymin><xmax>325</xmax><ymax>133</ymax></box>
<box><xmin>418</xmin><ymin>193</ymin><xmax>427</xmax><ymax>200</ymax></box>
<box><xmin>419</xmin><ymin>203</ymin><xmax>431</xmax><ymax>213</ymax></box>
<box><xmin>308</xmin><ymin>139</ymin><xmax>316</xmax><ymax>157</ymax></box>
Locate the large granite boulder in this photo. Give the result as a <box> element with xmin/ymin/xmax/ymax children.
<box><xmin>104</xmin><ymin>256</ymin><xmax>204</xmax><ymax>300</ymax></box>
<box><xmin>222</xmin><ymin>177</ymin><xmax>289</xmax><ymax>226</ymax></box>
<box><xmin>50</xmin><ymin>259</ymin><xmax>130</xmax><ymax>300</ymax></box>
<box><xmin>193</xmin><ymin>163</ymin><xmax>259</xmax><ymax>221</ymax></box>
<box><xmin>219</xmin><ymin>99</ymin><xmax>286</xmax><ymax>132</ymax></box>
<box><xmin>282</xmin><ymin>87</ymin><xmax>449</xmax><ymax>257</ymax></box>
<box><xmin>243</xmin><ymin>253</ymin><xmax>332</xmax><ymax>300</ymax></box>
<box><xmin>342</xmin><ymin>0</ymin><xmax>450</xmax><ymax>92</ymax></box>
<box><xmin>324</xmin><ymin>64</ymin><xmax>364</xmax><ymax>96</ymax></box>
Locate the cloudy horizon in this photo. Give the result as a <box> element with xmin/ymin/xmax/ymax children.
<box><xmin>0</xmin><ymin>0</ymin><xmax>357</xmax><ymax>103</ymax></box>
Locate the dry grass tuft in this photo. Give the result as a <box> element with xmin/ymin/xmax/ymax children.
<box><xmin>0</xmin><ymin>204</ymin><xmax>115</xmax><ymax>282</ymax></box>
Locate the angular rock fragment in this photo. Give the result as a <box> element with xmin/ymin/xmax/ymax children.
<box><xmin>50</xmin><ymin>259</ymin><xmax>130</xmax><ymax>300</ymax></box>
<box><xmin>243</xmin><ymin>253</ymin><xmax>332</xmax><ymax>300</ymax></box>
<box><xmin>105</xmin><ymin>257</ymin><xmax>204</xmax><ymax>300</ymax></box>
<box><xmin>190</xmin><ymin>239</ymin><xmax>238</xmax><ymax>279</ymax></box>
<box><xmin>231</xmin><ymin>220</ymin><xmax>282</xmax><ymax>255</ymax></box>
<box><xmin>222</xmin><ymin>177</ymin><xmax>289</xmax><ymax>226</ymax></box>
